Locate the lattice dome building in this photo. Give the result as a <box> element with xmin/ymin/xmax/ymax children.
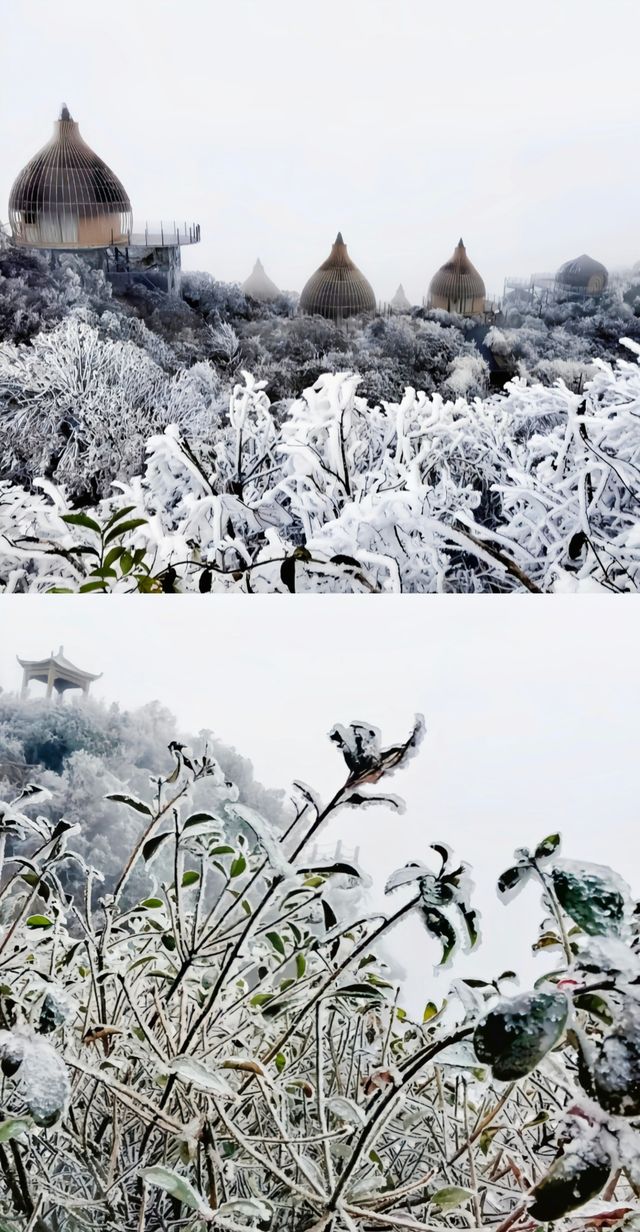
<box><xmin>8</xmin><ymin>106</ymin><xmax>200</xmax><ymax>296</ymax></box>
<box><xmin>300</xmin><ymin>233</ymin><xmax>376</xmax><ymax>321</ymax></box>
<box><xmin>9</xmin><ymin>106</ymin><xmax>132</xmax><ymax>250</ymax></box>
<box><xmin>428</xmin><ymin>239</ymin><xmax>486</xmax><ymax>316</ymax></box>
<box><xmin>242</xmin><ymin>258</ymin><xmax>281</xmax><ymax>302</ymax></box>
<box><xmin>556</xmin><ymin>254</ymin><xmax>608</xmax><ymax>296</ymax></box>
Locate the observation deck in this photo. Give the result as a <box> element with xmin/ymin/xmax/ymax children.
<box><xmin>127</xmin><ymin>221</ymin><xmax>201</xmax><ymax>248</ymax></box>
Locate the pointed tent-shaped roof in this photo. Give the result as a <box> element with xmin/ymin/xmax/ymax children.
<box><xmin>300</xmin><ymin>232</ymin><xmax>376</xmax><ymax>320</ymax></box>
<box><xmin>17</xmin><ymin>646</ymin><xmax>102</xmax><ymax>684</ymax></box>
<box><xmin>9</xmin><ymin>105</ymin><xmax>133</xmax><ymax>250</ymax></box>
<box><xmin>390</xmin><ymin>283</ymin><xmax>412</xmax><ymax>311</ymax></box>
<box><xmin>556</xmin><ymin>253</ymin><xmax>608</xmax><ymax>293</ymax></box>
<box><xmin>429</xmin><ymin>238</ymin><xmax>486</xmax><ymax>311</ymax></box>
<box><xmin>242</xmin><ymin>258</ymin><xmax>281</xmax><ymax>302</ymax></box>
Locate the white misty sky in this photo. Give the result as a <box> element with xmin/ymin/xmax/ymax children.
<box><xmin>0</xmin><ymin>596</ymin><xmax>637</xmax><ymax>1013</ymax></box>
<box><xmin>1</xmin><ymin>0</ymin><xmax>639</xmax><ymax>303</ymax></box>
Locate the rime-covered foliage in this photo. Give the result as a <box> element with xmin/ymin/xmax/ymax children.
<box><xmin>2</xmin><ymin>242</ymin><xmax>640</xmax><ymax>591</ymax></box>
<box><xmin>0</xmin><ymin>717</ymin><xmax>637</xmax><ymax>1231</ymax></box>
<box><xmin>0</xmin><ymin>692</ymin><xmax>285</xmax><ymax>896</ymax></box>
<box><xmin>1</xmin><ymin>344</ymin><xmax>640</xmax><ymax>592</ymax></box>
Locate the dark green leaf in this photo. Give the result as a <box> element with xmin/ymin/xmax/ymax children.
<box><xmin>534</xmin><ymin>834</ymin><xmax>561</xmax><ymax>860</ymax></box>
<box><xmin>266</xmin><ymin>932</ymin><xmax>285</xmax><ymax>956</ymax></box>
<box><xmin>103</xmin><ymin>545</ymin><xmax>125</xmax><ymax>570</ymax></box>
<box><xmin>573</xmin><ymin>992</ymin><xmax>614</xmax><ymax>1025</ymax></box>
<box><xmin>142</xmin><ymin>832</ymin><xmax>171</xmax><ymax>862</ymax></box>
<box><xmin>183</xmin><ymin>812</ymin><xmax>217</xmax><ymax>830</ymax></box>
<box><xmin>181</xmin><ymin>870</ymin><xmax>200</xmax><ymax>888</ymax></box>
<box><xmin>107</xmin><ymin>794</ymin><xmax>153</xmax><ymax>816</ymax></box>
<box><xmin>333</xmin><ymin>983</ymin><xmax>385</xmax><ymax>1002</ymax></box>
<box><xmin>474</xmin><ymin>991</ymin><xmax>569</xmax><ymax>1079</ymax></box>
<box><xmin>497</xmin><ymin>864</ymin><xmax>531</xmax><ymax>898</ymax></box>
<box><xmin>552</xmin><ymin>865</ymin><xmax>626</xmax><ymax>936</ymax></box>
<box><xmin>62</xmin><ymin>512</ymin><xmax>102</xmax><ymax>535</ymax></box>
<box><xmin>593</xmin><ymin>1005</ymin><xmax>640</xmax><ymax>1115</ymax></box>
<box><xmin>458</xmin><ymin>903</ymin><xmax>480</xmax><ymax>950</ymax></box>
<box><xmin>420</xmin><ymin>906</ymin><xmax>457</xmax><ymax>966</ymax></box>
<box><xmin>103</xmin><ymin>518</ymin><xmax>147</xmax><ymax>546</ymax></box>
<box><xmin>103</xmin><ymin>505</ymin><xmax>137</xmax><ymax>531</ymax></box>
<box><xmin>529</xmin><ymin>1140</ymin><xmax>612</xmax><ymax>1220</ymax></box>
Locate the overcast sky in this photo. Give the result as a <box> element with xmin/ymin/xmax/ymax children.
<box><xmin>1</xmin><ymin>0</ymin><xmax>639</xmax><ymax>304</ymax></box>
<box><xmin>0</xmin><ymin>597</ymin><xmax>637</xmax><ymax>1012</ymax></box>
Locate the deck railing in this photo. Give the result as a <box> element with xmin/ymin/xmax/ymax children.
<box><xmin>111</xmin><ymin>222</ymin><xmax>201</xmax><ymax>248</ymax></box>
<box><xmin>131</xmin><ymin>222</ymin><xmax>201</xmax><ymax>247</ymax></box>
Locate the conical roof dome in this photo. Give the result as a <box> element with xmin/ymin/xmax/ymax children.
<box><xmin>9</xmin><ymin>105</ymin><xmax>133</xmax><ymax>250</ymax></box>
<box><xmin>300</xmin><ymin>232</ymin><xmax>376</xmax><ymax>320</ymax></box>
<box><xmin>242</xmin><ymin>258</ymin><xmax>281</xmax><ymax>302</ymax></box>
<box><xmin>390</xmin><ymin>283</ymin><xmax>411</xmax><ymax>311</ymax></box>
<box><xmin>556</xmin><ymin>253</ymin><xmax>608</xmax><ymax>294</ymax></box>
<box><xmin>429</xmin><ymin>239</ymin><xmax>486</xmax><ymax>315</ymax></box>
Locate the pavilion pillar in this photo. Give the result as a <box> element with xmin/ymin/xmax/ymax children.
<box><xmin>46</xmin><ymin>666</ymin><xmax>55</xmax><ymax>700</ymax></box>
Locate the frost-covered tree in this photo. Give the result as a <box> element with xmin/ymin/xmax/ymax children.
<box><xmin>0</xmin><ymin>691</ymin><xmax>285</xmax><ymax>895</ymax></box>
<box><xmin>0</xmin><ymin>319</ymin><xmax>224</xmax><ymax>498</ymax></box>
<box><xmin>2</xmin><ymin>342</ymin><xmax>640</xmax><ymax>593</ymax></box>
<box><xmin>0</xmin><ymin>716</ymin><xmax>637</xmax><ymax>1231</ymax></box>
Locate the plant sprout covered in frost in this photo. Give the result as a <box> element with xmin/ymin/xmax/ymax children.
<box><xmin>0</xmin><ymin>717</ymin><xmax>638</xmax><ymax>1231</ymax></box>
<box><xmin>1</xmin><ymin>334</ymin><xmax>640</xmax><ymax>593</ymax></box>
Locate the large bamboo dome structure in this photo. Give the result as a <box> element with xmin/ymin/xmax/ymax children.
<box><xmin>8</xmin><ymin>105</ymin><xmax>133</xmax><ymax>250</ymax></box>
<box><xmin>429</xmin><ymin>239</ymin><xmax>486</xmax><ymax>316</ymax></box>
<box><xmin>242</xmin><ymin>258</ymin><xmax>281</xmax><ymax>302</ymax></box>
<box><xmin>556</xmin><ymin>254</ymin><xmax>608</xmax><ymax>295</ymax></box>
<box><xmin>300</xmin><ymin>232</ymin><xmax>376</xmax><ymax>320</ymax></box>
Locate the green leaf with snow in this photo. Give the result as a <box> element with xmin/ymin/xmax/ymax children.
<box><xmin>106</xmin><ymin>793</ymin><xmax>153</xmax><ymax>816</ymax></box>
<box><xmin>431</xmin><ymin>1186</ymin><xmax>474</xmax><ymax>1211</ymax></box>
<box><xmin>140</xmin><ymin>1166</ymin><xmax>212</xmax><ymax>1216</ymax></box>
<box><xmin>166</xmin><ymin>1056</ymin><xmax>237</xmax><ymax>1097</ymax></box>
<box><xmin>474</xmin><ymin>991</ymin><xmax>568</xmax><ymax>1080</ymax></box>
<box><xmin>552</xmin><ymin>862</ymin><xmax>628</xmax><ymax>935</ymax></box>
<box><xmin>217</xmin><ymin>1198</ymin><xmax>273</xmax><ymax>1221</ymax></box>
<box><xmin>0</xmin><ymin>1117</ymin><xmax>32</xmax><ymax>1142</ymax></box>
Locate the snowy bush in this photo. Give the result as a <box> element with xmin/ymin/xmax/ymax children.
<box><xmin>2</xmin><ymin>343</ymin><xmax>640</xmax><ymax>592</ymax></box>
<box><xmin>0</xmin><ymin>318</ymin><xmax>224</xmax><ymax>499</ymax></box>
<box><xmin>0</xmin><ymin>692</ymin><xmax>285</xmax><ymax>895</ymax></box>
<box><xmin>0</xmin><ymin>717</ymin><xmax>637</xmax><ymax>1231</ymax></box>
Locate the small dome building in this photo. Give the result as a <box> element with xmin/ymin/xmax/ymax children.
<box><xmin>242</xmin><ymin>258</ymin><xmax>281</xmax><ymax>302</ymax></box>
<box><xmin>9</xmin><ymin>106</ymin><xmax>132</xmax><ymax>250</ymax></box>
<box><xmin>300</xmin><ymin>232</ymin><xmax>376</xmax><ymax>321</ymax></box>
<box><xmin>556</xmin><ymin>254</ymin><xmax>608</xmax><ymax>295</ymax></box>
<box><xmin>428</xmin><ymin>238</ymin><xmax>486</xmax><ymax>316</ymax></box>
<box><xmin>390</xmin><ymin>283</ymin><xmax>412</xmax><ymax>312</ymax></box>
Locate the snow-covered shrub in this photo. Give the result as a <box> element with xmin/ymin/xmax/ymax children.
<box><xmin>0</xmin><ymin>691</ymin><xmax>285</xmax><ymax>895</ymax></box>
<box><xmin>0</xmin><ymin>717</ymin><xmax>637</xmax><ymax>1231</ymax></box>
<box><xmin>0</xmin><ymin>319</ymin><xmax>226</xmax><ymax>499</ymax></box>
<box><xmin>2</xmin><ymin>344</ymin><xmax>640</xmax><ymax>592</ymax></box>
